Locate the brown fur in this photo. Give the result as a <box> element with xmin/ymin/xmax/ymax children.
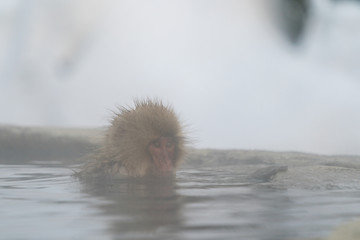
<box><xmin>77</xmin><ymin>99</ymin><xmax>186</xmax><ymax>178</ymax></box>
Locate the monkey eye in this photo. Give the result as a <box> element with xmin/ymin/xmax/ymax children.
<box><xmin>153</xmin><ymin>140</ymin><xmax>161</xmax><ymax>148</ymax></box>
<box><xmin>166</xmin><ymin>140</ymin><xmax>174</xmax><ymax>148</ymax></box>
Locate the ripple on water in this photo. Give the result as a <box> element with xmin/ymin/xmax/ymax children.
<box><xmin>1</xmin><ymin>163</ymin><xmax>360</xmax><ymax>240</ymax></box>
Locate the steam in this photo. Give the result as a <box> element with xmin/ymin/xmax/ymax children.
<box><xmin>1</xmin><ymin>0</ymin><xmax>359</xmax><ymax>155</ymax></box>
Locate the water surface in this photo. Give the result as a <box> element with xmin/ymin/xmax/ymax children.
<box><xmin>2</xmin><ymin>162</ymin><xmax>360</xmax><ymax>240</ymax></box>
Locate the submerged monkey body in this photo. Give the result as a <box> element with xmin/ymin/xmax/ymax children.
<box><xmin>78</xmin><ymin>99</ymin><xmax>186</xmax><ymax>178</ymax></box>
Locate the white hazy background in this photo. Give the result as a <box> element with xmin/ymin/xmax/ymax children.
<box><xmin>1</xmin><ymin>0</ymin><xmax>360</xmax><ymax>155</ymax></box>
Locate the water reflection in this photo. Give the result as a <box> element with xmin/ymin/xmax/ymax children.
<box><xmin>77</xmin><ymin>167</ymin><xmax>360</xmax><ymax>240</ymax></box>
<box><xmin>78</xmin><ymin>169</ymin><xmax>300</xmax><ymax>240</ymax></box>
<box><xmin>3</xmin><ymin>163</ymin><xmax>360</xmax><ymax>240</ymax></box>
<box><xmin>79</xmin><ymin>175</ymin><xmax>184</xmax><ymax>239</ymax></box>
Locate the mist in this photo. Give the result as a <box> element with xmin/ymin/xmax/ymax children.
<box><xmin>1</xmin><ymin>0</ymin><xmax>360</xmax><ymax>155</ymax></box>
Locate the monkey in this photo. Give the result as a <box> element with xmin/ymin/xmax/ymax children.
<box><xmin>77</xmin><ymin>98</ymin><xmax>187</xmax><ymax>178</ymax></box>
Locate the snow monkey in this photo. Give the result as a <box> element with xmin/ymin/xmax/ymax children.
<box><xmin>78</xmin><ymin>99</ymin><xmax>187</xmax><ymax>178</ymax></box>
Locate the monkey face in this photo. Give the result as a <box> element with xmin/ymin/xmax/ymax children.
<box><xmin>148</xmin><ymin>137</ymin><xmax>175</xmax><ymax>173</ymax></box>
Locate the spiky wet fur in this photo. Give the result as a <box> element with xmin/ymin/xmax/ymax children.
<box><xmin>77</xmin><ymin>99</ymin><xmax>186</xmax><ymax>178</ymax></box>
